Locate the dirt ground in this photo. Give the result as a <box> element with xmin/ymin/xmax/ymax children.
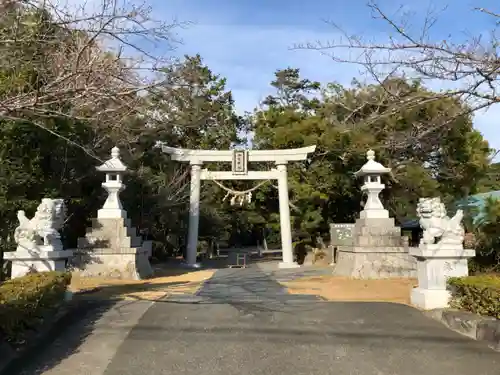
<box><xmin>70</xmin><ymin>266</ymin><xmax>216</xmax><ymax>301</ymax></box>
<box><xmin>282</xmin><ymin>276</ymin><xmax>418</xmax><ymax>305</ymax></box>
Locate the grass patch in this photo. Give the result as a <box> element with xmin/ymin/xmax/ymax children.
<box><xmin>70</xmin><ymin>267</ymin><xmax>215</xmax><ymax>301</ymax></box>
<box><xmin>282</xmin><ymin>275</ymin><xmax>418</xmax><ymax>305</ymax></box>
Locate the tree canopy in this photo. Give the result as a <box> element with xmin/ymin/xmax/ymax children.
<box><xmin>248</xmin><ymin>68</ymin><xmax>492</xmax><ymax>240</ymax></box>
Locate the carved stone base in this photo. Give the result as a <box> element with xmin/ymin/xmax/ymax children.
<box><xmin>71</xmin><ymin>217</ymin><xmax>153</xmax><ymax>280</ymax></box>
<box><xmin>334</xmin><ymin>247</ymin><xmax>417</xmax><ymax>279</ymax></box>
<box><xmin>409</xmin><ymin>244</ymin><xmax>475</xmax><ymax>309</ymax></box>
<box><xmin>4</xmin><ymin>249</ymin><xmax>73</xmax><ymax>279</ymax></box>
<box><xmin>71</xmin><ymin>248</ymin><xmax>153</xmax><ymax>280</ymax></box>
<box><xmin>278</xmin><ymin>261</ymin><xmax>300</xmax><ymax>269</ymax></box>
<box><xmin>410</xmin><ymin>288</ymin><xmax>451</xmax><ymax>310</ymax></box>
<box><xmin>332</xmin><ymin>216</ymin><xmax>417</xmax><ymax>279</ymax></box>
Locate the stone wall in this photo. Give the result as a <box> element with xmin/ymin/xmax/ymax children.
<box><xmin>331</xmin><ymin>218</ymin><xmax>417</xmax><ymax>279</ymax></box>
<box><xmin>335</xmin><ymin>246</ymin><xmax>416</xmax><ymax>279</ymax></box>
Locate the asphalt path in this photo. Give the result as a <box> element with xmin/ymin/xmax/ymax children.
<box><xmin>15</xmin><ymin>265</ymin><xmax>500</xmax><ymax>375</ymax></box>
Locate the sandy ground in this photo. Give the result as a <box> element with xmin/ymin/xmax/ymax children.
<box><xmin>70</xmin><ymin>267</ymin><xmax>216</xmax><ymax>301</ymax></box>
<box><xmin>282</xmin><ymin>275</ymin><xmax>418</xmax><ymax>305</ymax></box>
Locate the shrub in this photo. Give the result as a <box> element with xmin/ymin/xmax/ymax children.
<box><xmin>0</xmin><ymin>271</ymin><xmax>72</xmax><ymax>344</ymax></box>
<box><xmin>312</xmin><ymin>248</ymin><xmax>328</xmax><ymax>263</ymax></box>
<box><xmin>447</xmin><ymin>275</ymin><xmax>500</xmax><ymax>319</ymax></box>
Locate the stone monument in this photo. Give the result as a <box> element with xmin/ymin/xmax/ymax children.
<box><xmin>71</xmin><ymin>147</ymin><xmax>153</xmax><ymax>280</ymax></box>
<box><xmin>333</xmin><ymin>150</ymin><xmax>416</xmax><ymax>278</ymax></box>
<box><xmin>328</xmin><ymin>223</ymin><xmax>355</xmax><ymax>265</ymax></box>
<box><xmin>410</xmin><ymin>197</ymin><xmax>475</xmax><ymax>309</ymax></box>
<box><xmin>5</xmin><ymin>198</ymin><xmax>73</xmax><ymax>278</ymax></box>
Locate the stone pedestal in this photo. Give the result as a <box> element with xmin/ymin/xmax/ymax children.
<box><xmin>333</xmin><ymin>218</ymin><xmax>416</xmax><ymax>279</ymax></box>
<box><xmin>5</xmin><ymin>247</ymin><xmax>73</xmax><ymax>279</ymax></box>
<box><xmin>410</xmin><ymin>289</ymin><xmax>452</xmax><ymax>310</ymax></box>
<box><xmin>71</xmin><ymin>217</ymin><xmax>153</xmax><ymax>280</ymax></box>
<box><xmin>410</xmin><ymin>244</ymin><xmax>475</xmax><ymax>309</ymax></box>
<box><xmin>278</xmin><ymin>261</ymin><xmax>301</xmax><ymax>269</ymax></box>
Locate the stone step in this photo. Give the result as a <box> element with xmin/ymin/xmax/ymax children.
<box><xmin>130</xmin><ymin>236</ymin><xmax>143</xmax><ymax>248</ymax></box>
<box><xmin>77</xmin><ymin>217</ymin><xmax>144</xmax><ymax>251</ymax></box>
<box><xmin>127</xmin><ymin>226</ymin><xmax>139</xmax><ymax>238</ymax></box>
<box><xmin>354</xmin><ymin>235</ymin><xmax>405</xmax><ymax>247</ymax></box>
<box><xmin>355</xmin><ymin>217</ymin><xmax>396</xmax><ymax>227</ymax></box>
<box><xmin>355</xmin><ymin>226</ymin><xmax>401</xmax><ymax>236</ymax></box>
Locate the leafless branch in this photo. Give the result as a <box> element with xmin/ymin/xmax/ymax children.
<box><xmin>0</xmin><ymin>0</ymin><xmax>188</xmax><ymax>143</ymax></box>
<box><xmin>155</xmin><ymin>163</ymin><xmax>191</xmax><ymax>205</ymax></box>
<box><xmin>295</xmin><ymin>1</ymin><xmax>500</xmax><ymax>150</ymax></box>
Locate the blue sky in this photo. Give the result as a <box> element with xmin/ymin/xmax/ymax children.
<box><xmin>72</xmin><ymin>0</ymin><xmax>500</xmax><ymax>151</ymax></box>
<box><xmin>147</xmin><ymin>0</ymin><xmax>500</xmax><ymax>151</ymax></box>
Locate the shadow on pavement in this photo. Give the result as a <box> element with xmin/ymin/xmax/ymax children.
<box><xmin>7</xmin><ymin>262</ymin><xmax>218</xmax><ymax>375</ymax></box>
<box><xmin>7</xmin><ymin>299</ymin><xmax>115</xmax><ymax>375</ymax></box>
<box><xmin>117</xmin><ymin>323</ymin><xmax>495</xmax><ymax>354</ymax></box>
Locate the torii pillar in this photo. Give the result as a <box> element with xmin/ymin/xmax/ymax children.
<box><xmin>156</xmin><ymin>142</ymin><xmax>316</xmax><ymax>269</ymax></box>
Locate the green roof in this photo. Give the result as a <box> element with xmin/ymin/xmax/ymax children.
<box><xmin>456</xmin><ymin>190</ymin><xmax>500</xmax><ymax>223</ymax></box>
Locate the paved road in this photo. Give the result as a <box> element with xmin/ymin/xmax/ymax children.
<box><xmin>15</xmin><ymin>264</ymin><xmax>500</xmax><ymax>375</ymax></box>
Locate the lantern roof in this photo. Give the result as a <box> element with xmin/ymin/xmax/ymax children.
<box><xmin>96</xmin><ymin>147</ymin><xmax>127</xmax><ymax>172</ymax></box>
<box><xmin>354</xmin><ymin>149</ymin><xmax>391</xmax><ymax>176</ymax></box>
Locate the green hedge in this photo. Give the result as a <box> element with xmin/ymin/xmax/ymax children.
<box><xmin>0</xmin><ymin>271</ymin><xmax>72</xmax><ymax>344</ymax></box>
<box><xmin>447</xmin><ymin>275</ymin><xmax>500</xmax><ymax>319</ymax></box>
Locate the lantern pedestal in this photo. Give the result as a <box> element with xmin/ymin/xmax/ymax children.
<box><xmin>72</xmin><ymin>217</ymin><xmax>153</xmax><ymax>280</ymax></box>
<box><xmin>360</xmin><ymin>183</ymin><xmax>389</xmax><ymax>219</ymax></box>
<box><xmin>97</xmin><ymin>181</ymin><xmax>126</xmax><ymax>218</ymax></box>
<box><xmin>97</xmin><ymin>208</ymin><xmax>127</xmax><ymax>219</ymax></box>
<box><xmin>333</xmin><ymin>217</ymin><xmax>416</xmax><ymax>279</ymax></box>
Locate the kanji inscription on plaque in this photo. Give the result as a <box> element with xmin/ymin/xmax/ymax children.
<box><xmin>232</xmin><ymin>149</ymin><xmax>248</xmax><ymax>175</ymax></box>
<box><xmin>330</xmin><ymin>223</ymin><xmax>355</xmax><ymax>246</ymax></box>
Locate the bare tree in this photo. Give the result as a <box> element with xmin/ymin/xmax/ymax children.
<box><xmin>297</xmin><ymin>1</ymin><xmax>500</xmax><ymax>151</ymax></box>
<box><xmin>0</xmin><ymin>0</ymin><xmax>187</xmax><ymax>155</ymax></box>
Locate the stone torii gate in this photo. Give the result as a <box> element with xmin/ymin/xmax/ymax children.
<box><xmin>156</xmin><ymin>142</ymin><xmax>316</xmax><ymax>269</ymax></box>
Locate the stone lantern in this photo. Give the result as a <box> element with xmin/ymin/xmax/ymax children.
<box><xmin>96</xmin><ymin>146</ymin><xmax>127</xmax><ymax>219</ymax></box>
<box><xmin>354</xmin><ymin>149</ymin><xmax>391</xmax><ymax>219</ymax></box>
<box><xmin>73</xmin><ymin>146</ymin><xmax>153</xmax><ymax>280</ymax></box>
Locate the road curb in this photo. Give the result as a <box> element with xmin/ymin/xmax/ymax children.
<box><xmin>0</xmin><ymin>297</ymin><xmax>116</xmax><ymax>375</ymax></box>
<box><xmin>424</xmin><ymin>308</ymin><xmax>500</xmax><ymax>351</ymax></box>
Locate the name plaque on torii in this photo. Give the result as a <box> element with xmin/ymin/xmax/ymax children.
<box><xmin>232</xmin><ymin>149</ymin><xmax>248</xmax><ymax>175</ymax></box>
